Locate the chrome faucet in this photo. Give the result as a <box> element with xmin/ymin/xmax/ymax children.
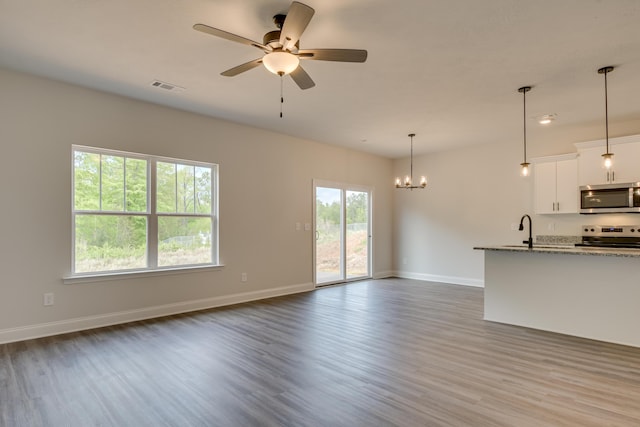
<box><xmin>519</xmin><ymin>214</ymin><xmax>533</xmax><ymax>249</ymax></box>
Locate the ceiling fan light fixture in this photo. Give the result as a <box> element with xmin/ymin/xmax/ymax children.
<box><xmin>263</xmin><ymin>51</ymin><xmax>300</xmax><ymax>75</ymax></box>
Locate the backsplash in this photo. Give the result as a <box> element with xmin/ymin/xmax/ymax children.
<box><xmin>535</xmin><ymin>235</ymin><xmax>581</xmax><ymax>245</ymax></box>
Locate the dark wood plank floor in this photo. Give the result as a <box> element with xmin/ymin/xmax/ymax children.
<box><xmin>2</xmin><ymin>278</ymin><xmax>640</xmax><ymax>426</ymax></box>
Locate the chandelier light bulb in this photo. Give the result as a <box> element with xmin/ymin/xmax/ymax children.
<box><xmin>395</xmin><ymin>177</ymin><xmax>401</xmax><ymax>188</ymax></box>
<box><xmin>404</xmin><ymin>175</ymin><xmax>411</xmax><ymax>186</ymax></box>
<box><xmin>602</xmin><ymin>153</ymin><xmax>613</xmax><ymax>169</ymax></box>
<box><xmin>420</xmin><ymin>176</ymin><xmax>427</xmax><ymax>187</ymax></box>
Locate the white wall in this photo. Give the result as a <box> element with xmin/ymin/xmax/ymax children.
<box><xmin>393</xmin><ymin>120</ymin><xmax>640</xmax><ymax>286</ymax></box>
<box><xmin>393</xmin><ymin>140</ymin><xmax>533</xmax><ymax>286</ymax></box>
<box><xmin>0</xmin><ymin>67</ymin><xmax>394</xmax><ymax>342</ymax></box>
<box><xmin>3</xmin><ymin>65</ymin><xmax>640</xmax><ymax>342</ymax></box>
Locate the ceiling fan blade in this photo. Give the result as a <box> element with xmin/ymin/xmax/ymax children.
<box><xmin>290</xmin><ymin>66</ymin><xmax>315</xmax><ymax>90</ymax></box>
<box><xmin>279</xmin><ymin>2</ymin><xmax>315</xmax><ymax>51</ymax></box>
<box><xmin>221</xmin><ymin>58</ymin><xmax>263</xmax><ymax>77</ymax></box>
<box><xmin>193</xmin><ymin>24</ymin><xmax>268</xmax><ymax>51</ymax></box>
<box><xmin>298</xmin><ymin>49</ymin><xmax>368</xmax><ymax>62</ymax></box>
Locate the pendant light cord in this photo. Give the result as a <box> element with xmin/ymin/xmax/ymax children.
<box><xmin>598</xmin><ymin>66</ymin><xmax>614</xmax><ymax>156</ymax></box>
<box><xmin>410</xmin><ymin>134</ymin><xmax>414</xmax><ymax>184</ymax></box>
<box><xmin>279</xmin><ymin>72</ymin><xmax>284</xmax><ymax>118</ymax></box>
<box><xmin>517</xmin><ymin>86</ymin><xmax>531</xmax><ymax>166</ymax></box>
<box><xmin>604</xmin><ymin>69</ymin><xmax>609</xmax><ymax>153</ymax></box>
<box><xmin>523</xmin><ymin>88</ymin><xmax>527</xmax><ymax>163</ymax></box>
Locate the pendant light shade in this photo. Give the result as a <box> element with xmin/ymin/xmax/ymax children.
<box><xmin>518</xmin><ymin>86</ymin><xmax>532</xmax><ymax>177</ymax></box>
<box><xmin>598</xmin><ymin>66</ymin><xmax>615</xmax><ymax>169</ymax></box>
<box><xmin>395</xmin><ymin>133</ymin><xmax>427</xmax><ymax>190</ymax></box>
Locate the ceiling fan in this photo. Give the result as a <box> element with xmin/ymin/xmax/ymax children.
<box><xmin>193</xmin><ymin>1</ymin><xmax>368</xmax><ymax>90</ymax></box>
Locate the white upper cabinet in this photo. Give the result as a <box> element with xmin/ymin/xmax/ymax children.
<box><xmin>555</xmin><ymin>159</ymin><xmax>579</xmax><ymax>213</ymax></box>
<box><xmin>578</xmin><ymin>147</ymin><xmax>608</xmax><ymax>185</ymax></box>
<box><xmin>576</xmin><ymin>135</ymin><xmax>640</xmax><ymax>185</ymax></box>
<box><xmin>533</xmin><ymin>154</ymin><xmax>578</xmax><ymax>214</ymax></box>
<box><xmin>610</xmin><ymin>142</ymin><xmax>640</xmax><ymax>183</ymax></box>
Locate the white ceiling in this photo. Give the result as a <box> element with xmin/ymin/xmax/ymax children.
<box><xmin>1</xmin><ymin>0</ymin><xmax>640</xmax><ymax>158</ymax></box>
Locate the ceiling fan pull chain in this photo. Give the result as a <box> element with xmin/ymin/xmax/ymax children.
<box><xmin>280</xmin><ymin>73</ymin><xmax>284</xmax><ymax>118</ymax></box>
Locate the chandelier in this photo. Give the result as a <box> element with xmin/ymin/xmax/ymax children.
<box><xmin>395</xmin><ymin>133</ymin><xmax>427</xmax><ymax>190</ymax></box>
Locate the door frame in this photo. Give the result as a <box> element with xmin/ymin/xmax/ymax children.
<box><xmin>312</xmin><ymin>179</ymin><xmax>373</xmax><ymax>287</ymax></box>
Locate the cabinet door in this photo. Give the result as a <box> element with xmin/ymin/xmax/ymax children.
<box><xmin>534</xmin><ymin>162</ymin><xmax>557</xmax><ymax>214</ymax></box>
<box><xmin>610</xmin><ymin>143</ymin><xmax>640</xmax><ymax>183</ymax></box>
<box><xmin>578</xmin><ymin>148</ymin><xmax>608</xmax><ymax>185</ymax></box>
<box><xmin>578</xmin><ymin>142</ymin><xmax>640</xmax><ymax>185</ymax></box>
<box><xmin>555</xmin><ymin>159</ymin><xmax>578</xmax><ymax>213</ymax></box>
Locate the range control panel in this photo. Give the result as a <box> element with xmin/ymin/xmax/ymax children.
<box><xmin>582</xmin><ymin>225</ymin><xmax>640</xmax><ymax>237</ymax></box>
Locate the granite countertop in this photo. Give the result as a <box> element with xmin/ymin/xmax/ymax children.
<box><xmin>474</xmin><ymin>244</ymin><xmax>640</xmax><ymax>258</ymax></box>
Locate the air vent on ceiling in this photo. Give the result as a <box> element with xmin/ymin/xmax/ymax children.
<box><xmin>150</xmin><ymin>80</ymin><xmax>185</xmax><ymax>93</ymax></box>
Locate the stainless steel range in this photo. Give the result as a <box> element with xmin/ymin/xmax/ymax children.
<box><xmin>578</xmin><ymin>225</ymin><xmax>640</xmax><ymax>249</ymax></box>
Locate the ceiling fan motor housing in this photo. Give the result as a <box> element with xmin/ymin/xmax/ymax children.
<box><xmin>263</xmin><ymin>30</ymin><xmax>299</xmax><ymax>51</ymax></box>
<box><xmin>263</xmin><ymin>30</ymin><xmax>281</xmax><ymax>47</ymax></box>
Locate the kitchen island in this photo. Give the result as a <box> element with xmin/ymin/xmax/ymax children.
<box><xmin>474</xmin><ymin>245</ymin><xmax>640</xmax><ymax>348</ymax></box>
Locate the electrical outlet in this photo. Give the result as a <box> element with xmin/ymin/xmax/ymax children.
<box><xmin>241</xmin><ymin>273</ymin><xmax>247</xmax><ymax>282</ymax></box>
<box><xmin>295</xmin><ymin>222</ymin><xmax>301</xmax><ymax>231</ymax></box>
<box><xmin>43</xmin><ymin>293</ymin><xmax>54</xmax><ymax>306</ymax></box>
<box><xmin>304</xmin><ymin>223</ymin><xmax>311</xmax><ymax>231</ymax></box>
<box><xmin>548</xmin><ymin>222</ymin><xmax>556</xmax><ymax>231</ymax></box>
<box><xmin>511</xmin><ymin>223</ymin><xmax>519</xmax><ymax>231</ymax></box>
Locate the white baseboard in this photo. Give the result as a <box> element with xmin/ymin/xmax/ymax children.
<box><xmin>393</xmin><ymin>271</ymin><xmax>484</xmax><ymax>288</ymax></box>
<box><xmin>0</xmin><ymin>282</ymin><xmax>314</xmax><ymax>345</ymax></box>
<box><xmin>373</xmin><ymin>270</ymin><xmax>394</xmax><ymax>279</ymax></box>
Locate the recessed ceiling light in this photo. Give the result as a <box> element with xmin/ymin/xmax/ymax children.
<box><xmin>538</xmin><ymin>114</ymin><xmax>556</xmax><ymax>125</ymax></box>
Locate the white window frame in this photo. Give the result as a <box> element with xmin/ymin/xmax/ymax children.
<box><xmin>66</xmin><ymin>145</ymin><xmax>220</xmax><ymax>283</ymax></box>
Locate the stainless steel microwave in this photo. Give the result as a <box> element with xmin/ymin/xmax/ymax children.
<box><xmin>580</xmin><ymin>182</ymin><xmax>640</xmax><ymax>214</ymax></box>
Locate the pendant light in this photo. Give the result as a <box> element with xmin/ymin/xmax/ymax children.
<box><xmin>395</xmin><ymin>133</ymin><xmax>427</xmax><ymax>190</ymax></box>
<box><xmin>518</xmin><ymin>86</ymin><xmax>532</xmax><ymax>177</ymax></box>
<box><xmin>598</xmin><ymin>66</ymin><xmax>615</xmax><ymax>169</ymax></box>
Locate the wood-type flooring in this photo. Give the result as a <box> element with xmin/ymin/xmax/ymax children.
<box><xmin>1</xmin><ymin>278</ymin><xmax>640</xmax><ymax>426</ymax></box>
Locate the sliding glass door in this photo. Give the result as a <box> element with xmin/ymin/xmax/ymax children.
<box><xmin>314</xmin><ymin>181</ymin><xmax>372</xmax><ymax>286</ymax></box>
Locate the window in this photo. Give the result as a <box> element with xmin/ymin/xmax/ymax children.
<box><xmin>72</xmin><ymin>146</ymin><xmax>218</xmax><ymax>275</ymax></box>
